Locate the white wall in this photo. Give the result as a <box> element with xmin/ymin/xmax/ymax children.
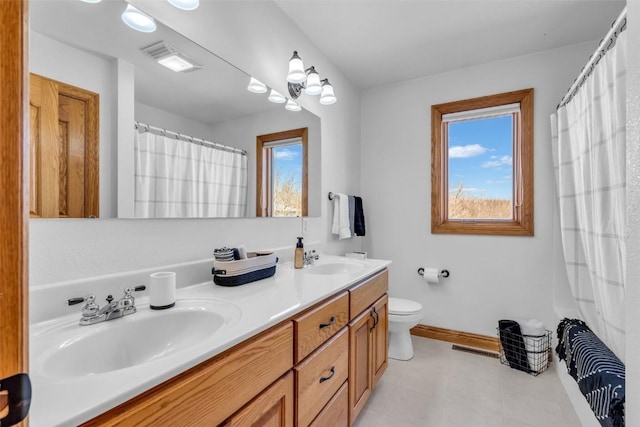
<box><xmin>135</xmin><ymin>102</ymin><xmax>214</xmax><ymax>141</ymax></box>
<box><xmin>625</xmin><ymin>1</ymin><xmax>639</xmax><ymax>424</ymax></box>
<box><xmin>210</xmin><ymin>107</ymin><xmax>322</xmax><ymax>218</ymax></box>
<box><xmin>30</xmin><ymin>31</ymin><xmax>117</xmax><ymax>218</ymax></box>
<box><xmin>360</xmin><ymin>41</ymin><xmax>596</xmax><ymax>336</ymax></box>
<box><xmin>29</xmin><ymin>1</ymin><xmax>362</xmax><ymax>286</ymax></box>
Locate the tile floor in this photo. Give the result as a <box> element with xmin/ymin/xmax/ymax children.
<box><xmin>353</xmin><ymin>336</ymin><xmax>581</xmax><ymax>427</ymax></box>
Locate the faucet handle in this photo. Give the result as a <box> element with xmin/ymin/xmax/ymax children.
<box><xmin>67</xmin><ymin>294</ymin><xmax>95</xmax><ymax>306</ymax></box>
<box><xmin>124</xmin><ymin>285</ymin><xmax>146</xmax><ymax>296</ymax></box>
<box><xmin>67</xmin><ymin>295</ymin><xmax>99</xmax><ymax>318</ymax></box>
<box><xmin>67</xmin><ymin>297</ymin><xmax>86</xmax><ymax>306</ymax></box>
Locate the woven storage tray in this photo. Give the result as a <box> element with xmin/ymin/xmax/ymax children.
<box><xmin>212</xmin><ymin>252</ymin><xmax>277</xmax><ymax>287</ymax></box>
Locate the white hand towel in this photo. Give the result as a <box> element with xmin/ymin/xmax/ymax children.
<box><xmin>514</xmin><ymin>318</ymin><xmax>548</xmax><ymax>373</ymax></box>
<box><xmin>331</xmin><ymin>193</ymin><xmax>352</xmax><ymax>240</ymax></box>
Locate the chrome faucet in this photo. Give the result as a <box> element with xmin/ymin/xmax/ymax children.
<box><xmin>303</xmin><ymin>250</ymin><xmax>319</xmax><ymax>267</ymax></box>
<box><xmin>68</xmin><ymin>286</ymin><xmax>146</xmax><ymax>326</ymax></box>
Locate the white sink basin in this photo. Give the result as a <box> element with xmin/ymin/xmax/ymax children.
<box><xmin>306</xmin><ymin>261</ymin><xmax>366</xmax><ymax>275</ymax></box>
<box><xmin>35</xmin><ymin>299</ymin><xmax>241</xmax><ymax>378</ymax></box>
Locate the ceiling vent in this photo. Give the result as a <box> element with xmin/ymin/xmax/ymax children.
<box><xmin>140</xmin><ymin>41</ymin><xmax>203</xmax><ymax>73</ymax></box>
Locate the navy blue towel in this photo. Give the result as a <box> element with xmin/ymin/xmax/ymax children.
<box><xmin>556</xmin><ymin>318</ymin><xmax>625</xmax><ymax>427</ymax></box>
<box><xmin>354</xmin><ymin>196</ymin><xmax>365</xmax><ymax>236</ymax></box>
<box><xmin>498</xmin><ymin>319</ymin><xmax>531</xmax><ymax>374</ymax></box>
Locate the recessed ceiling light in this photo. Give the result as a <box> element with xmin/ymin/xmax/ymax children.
<box><xmin>121</xmin><ymin>5</ymin><xmax>157</xmax><ymax>33</ymax></box>
<box><xmin>158</xmin><ymin>55</ymin><xmax>196</xmax><ymax>72</ymax></box>
<box><xmin>141</xmin><ymin>41</ymin><xmax>203</xmax><ymax>73</ymax></box>
<box><xmin>81</xmin><ymin>0</ymin><xmax>102</xmax><ymax>3</ymax></box>
<box><xmin>167</xmin><ymin>0</ymin><xmax>199</xmax><ymax>11</ymax></box>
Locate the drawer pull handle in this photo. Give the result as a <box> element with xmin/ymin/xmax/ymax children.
<box><xmin>319</xmin><ymin>316</ymin><xmax>336</xmax><ymax>329</ymax></box>
<box><xmin>370</xmin><ymin>307</ymin><xmax>379</xmax><ymax>331</ymax></box>
<box><xmin>319</xmin><ymin>367</ymin><xmax>335</xmax><ymax>383</ymax></box>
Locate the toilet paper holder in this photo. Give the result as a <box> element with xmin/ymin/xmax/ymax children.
<box><xmin>417</xmin><ymin>267</ymin><xmax>450</xmax><ymax>278</ymax></box>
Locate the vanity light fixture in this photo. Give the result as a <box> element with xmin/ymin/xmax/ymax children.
<box><xmin>247</xmin><ymin>77</ymin><xmax>268</xmax><ymax>94</ymax></box>
<box><xmin>121</xmin><ymin>5</ymin><xmax>157</xmax><ymax>33</ymax></box>
<box><xmin>268</xmin><ymin>89</ymin><xmax>287</xmax><ymax>104</ymax></box>
<box><xmin>285</xmin><ymin>99</ymin><xmax>301</xmax><ymax>112</ymax></box>
<box><xmin>141</xmin><ymin>41</ymin><xmax>203</xmax><ymax>73</ymax></box>
<box><xmin>286</xmin><ymin>50</ymin><xmax>336</xmax><ymax>104</ymax></box>
<box><xmin>319</xmin><ymin>79</ymin><xmax>337</xmax><ymax>105</ymax></box>
<box><xmin>167</xmin><ymin>0</ymin><xmax>199</xmax><ymax>11</ymax></box>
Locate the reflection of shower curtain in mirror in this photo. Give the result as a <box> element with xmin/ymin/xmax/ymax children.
<box><xmin>134</xmin><ymin>131</ymin><xmax>248</xmax><ymax>218</ymax></box>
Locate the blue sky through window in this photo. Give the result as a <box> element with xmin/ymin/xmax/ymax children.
<box><xmin>273</xmin><ymin>143</ymin><xmax>302</xmax><ymax>191</ymax></box>
<box><xmin>447</xmin><ymin>115</ymin><xmax>513</xmax><ymax>200</ymax></box>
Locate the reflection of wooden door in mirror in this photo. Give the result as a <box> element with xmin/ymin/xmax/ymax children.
<box><xmin>29</xmin><ymin>74</ymin><xmax>99</xmax><ymax>218</ymax></box>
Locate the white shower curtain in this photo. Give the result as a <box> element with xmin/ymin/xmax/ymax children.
<box><xmin>550</xmin><ymin>31</ymin><xmax>627</xmax><ymax>359</ymax></box>
<box><xmin>134</xmin><ymin>130</ymin><xmax>248</xmax><ymax>218</ymax></box>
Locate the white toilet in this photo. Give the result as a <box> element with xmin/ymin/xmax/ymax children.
<box><xmin>388</xmin><ymin>297</ymin><xmax>423</xmax><ymax>360</ymax></box>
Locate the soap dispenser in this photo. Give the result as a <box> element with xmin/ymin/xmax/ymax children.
<box><xmin>294</xmin><ymin>237</ymin><xmax>304</xmax><ymax>269</ymax></box>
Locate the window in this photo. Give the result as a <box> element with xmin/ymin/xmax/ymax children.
<box><xmin>256</xmin><ymin>128</ymin><xmax>308</xmax><ymax>217</ymax></box>
<box><xmin>431</xmin><ymin>89</ymin><xmax>533</xmax><ymax>236</ymax></box>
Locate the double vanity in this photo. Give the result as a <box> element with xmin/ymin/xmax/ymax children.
<box><xmin>30</xmin><ymin>256</ymin><xmax>391</xmax><ymax>426</ymax></box>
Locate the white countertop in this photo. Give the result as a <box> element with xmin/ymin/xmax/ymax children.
<box><xmin>29</xmin><ymin>256</ymin><xmax>391</xmax><ymax>427</ymax></box>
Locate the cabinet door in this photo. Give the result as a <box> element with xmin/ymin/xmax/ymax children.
<box><xmin>371</xmin><ymin>295</ymin><xmax>388</xmax><ymax>387</ymax></box>
<box><xmin>348</xmin><ymin>309</ymin><xmax>373</xmax><ymax>423</ymax></box>
<box><xmin>223</xmin><ymin>371</ymin><xmax>294</xmax><ymax>427</ymax></box>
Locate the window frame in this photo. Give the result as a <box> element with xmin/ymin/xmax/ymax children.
<box><xmin>256</xmin><ymin>127</ymin><xmax>308</xmax><ymax>217</ymax></box>
<box><xmin>431</xmin><ymin>88</ymin><xmax>534</xmax><ymax>236</ymax></box>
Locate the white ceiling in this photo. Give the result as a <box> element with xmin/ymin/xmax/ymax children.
<box><xmin>274</xmin><ymin>0</ymin><xmax>626</xmax><ymax>89</ymax></box>
<box><xmin>30</xmin><ymin>0</ymin><xmax>283</xmax><ymax>126</ymax></box>
<box><xmin>29</xmin><ymin>0</ymin><xmax>626</xmax><ymax>124</ymax></box>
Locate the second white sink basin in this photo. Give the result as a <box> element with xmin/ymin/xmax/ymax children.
<box><xmin>306</xmin><ymin>261</ymin><xmax>366</xmax><ymax>275</ymax></box>
<box><xmin>37</xmin><ymin>299</ymin><xmax>241</xmax><ymax>378</ymax></box>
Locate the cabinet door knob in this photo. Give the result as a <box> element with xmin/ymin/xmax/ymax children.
<box><xmin>319</xmin><ymin>316</ymin><xmax>336</xmax><ymax>329</ymax></box>
<box><xmin>319</xmin><ymin>366</ymin><xmax>335</xmax><ymax>383</ymax></box>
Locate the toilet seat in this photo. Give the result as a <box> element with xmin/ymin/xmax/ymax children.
<box><xmin>389</xmin><ymin>297</ymin><xmax>422</xmax><ymax>316</ymax></box>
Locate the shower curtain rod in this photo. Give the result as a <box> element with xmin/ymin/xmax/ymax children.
<box><xmin>134</xmin><ymin>121</ymin><xmax>248</xmax><ymax>156</ymax></box>
<box><xmin>557</xmin><ymin>6</ymin><xmax>627</xmax><ymax>109</ymax></box>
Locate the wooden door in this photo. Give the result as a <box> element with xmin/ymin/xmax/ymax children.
<box><xmin>222</xmin><ymin>372</ymin><xmax>294</xmax><ymax>427</ymax></box>
<box><xmin>371</xmin><ymin>295</ymin><xmax>388</xmax><ymax>387</ymax></box>
<box><xmin>29</xmin><ymin>73</ymin><xmax>99</xmax><ymax>218</ymax></box>
<box><xmin>348</xmin><ymin>309</ymin><xmax>373</xmax><ymax>424</ymax></box>
<box><xmin>0</xmin><ymin>1</ymin><xmax>29</xmax><ymax>426</ymax></box>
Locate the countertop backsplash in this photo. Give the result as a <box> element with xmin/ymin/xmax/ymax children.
<box><xmin>29</xmin><ymin>240</ymin><xmax>324</xmax><ymax>325</ymax></box>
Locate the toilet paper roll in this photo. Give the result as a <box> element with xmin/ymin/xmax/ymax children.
<box><xmin>421</xmin><ymin>268</ymin><xmax>440</xmax><ymax>284</ymax></box>
<box><xmin>150</xmin><ymin>271</ymin><xmax>176</xmax><ymax>310</ymax></box>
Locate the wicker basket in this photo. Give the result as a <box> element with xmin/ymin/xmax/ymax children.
<box><xmin>212</xmin><ymin>252</ymin><xmax>277</xmax><ymax>287</ymax></box>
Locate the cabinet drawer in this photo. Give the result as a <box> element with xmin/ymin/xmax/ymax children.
<box><xmin>82</xmin><ymin>322</ymin><xmax>293</xmax><ymax>427</ymax></box>
<box><xmin>294</xmin><ymin>291</ymin><xmax>349</xmax><ymax>363</ymax></box>
<box><xmin>295</xmin><ymin>328</ymin><xmax>349</xmax><ymax>427</ymax></box>
<box><xmin>349</xmin><ymin>269</ymin><xmax>388</xmax><ymax>320</ymax></box>
<box><xmin>309</xmin><ymin>381</ymin><xmax>348</xmax><ymax>427</ymax></box>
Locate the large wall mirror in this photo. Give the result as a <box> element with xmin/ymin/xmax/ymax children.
<box><xmin>29</xmin><ymin>0</ymin><xmax>321</xmax><ymax>219</ymax></box>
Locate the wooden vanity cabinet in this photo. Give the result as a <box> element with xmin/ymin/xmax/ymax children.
<box><xmin>82</xmin><ymin>322</ymin><xmax>293</xmax><ymax>427</ymax></box>
<box><xmin>348</xmin><ymin>270</ymin><xmax>389</xmax><ymax>424</ymax></box>
<box><xmin>82</xmin><ymin>269</ymin><xmax>388</xmax><ymax>427</ymax></box>
<box><xmin>222</xmin><ymin>372</ymin><xmax>294</xmax><ymax>427</ymax></box>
